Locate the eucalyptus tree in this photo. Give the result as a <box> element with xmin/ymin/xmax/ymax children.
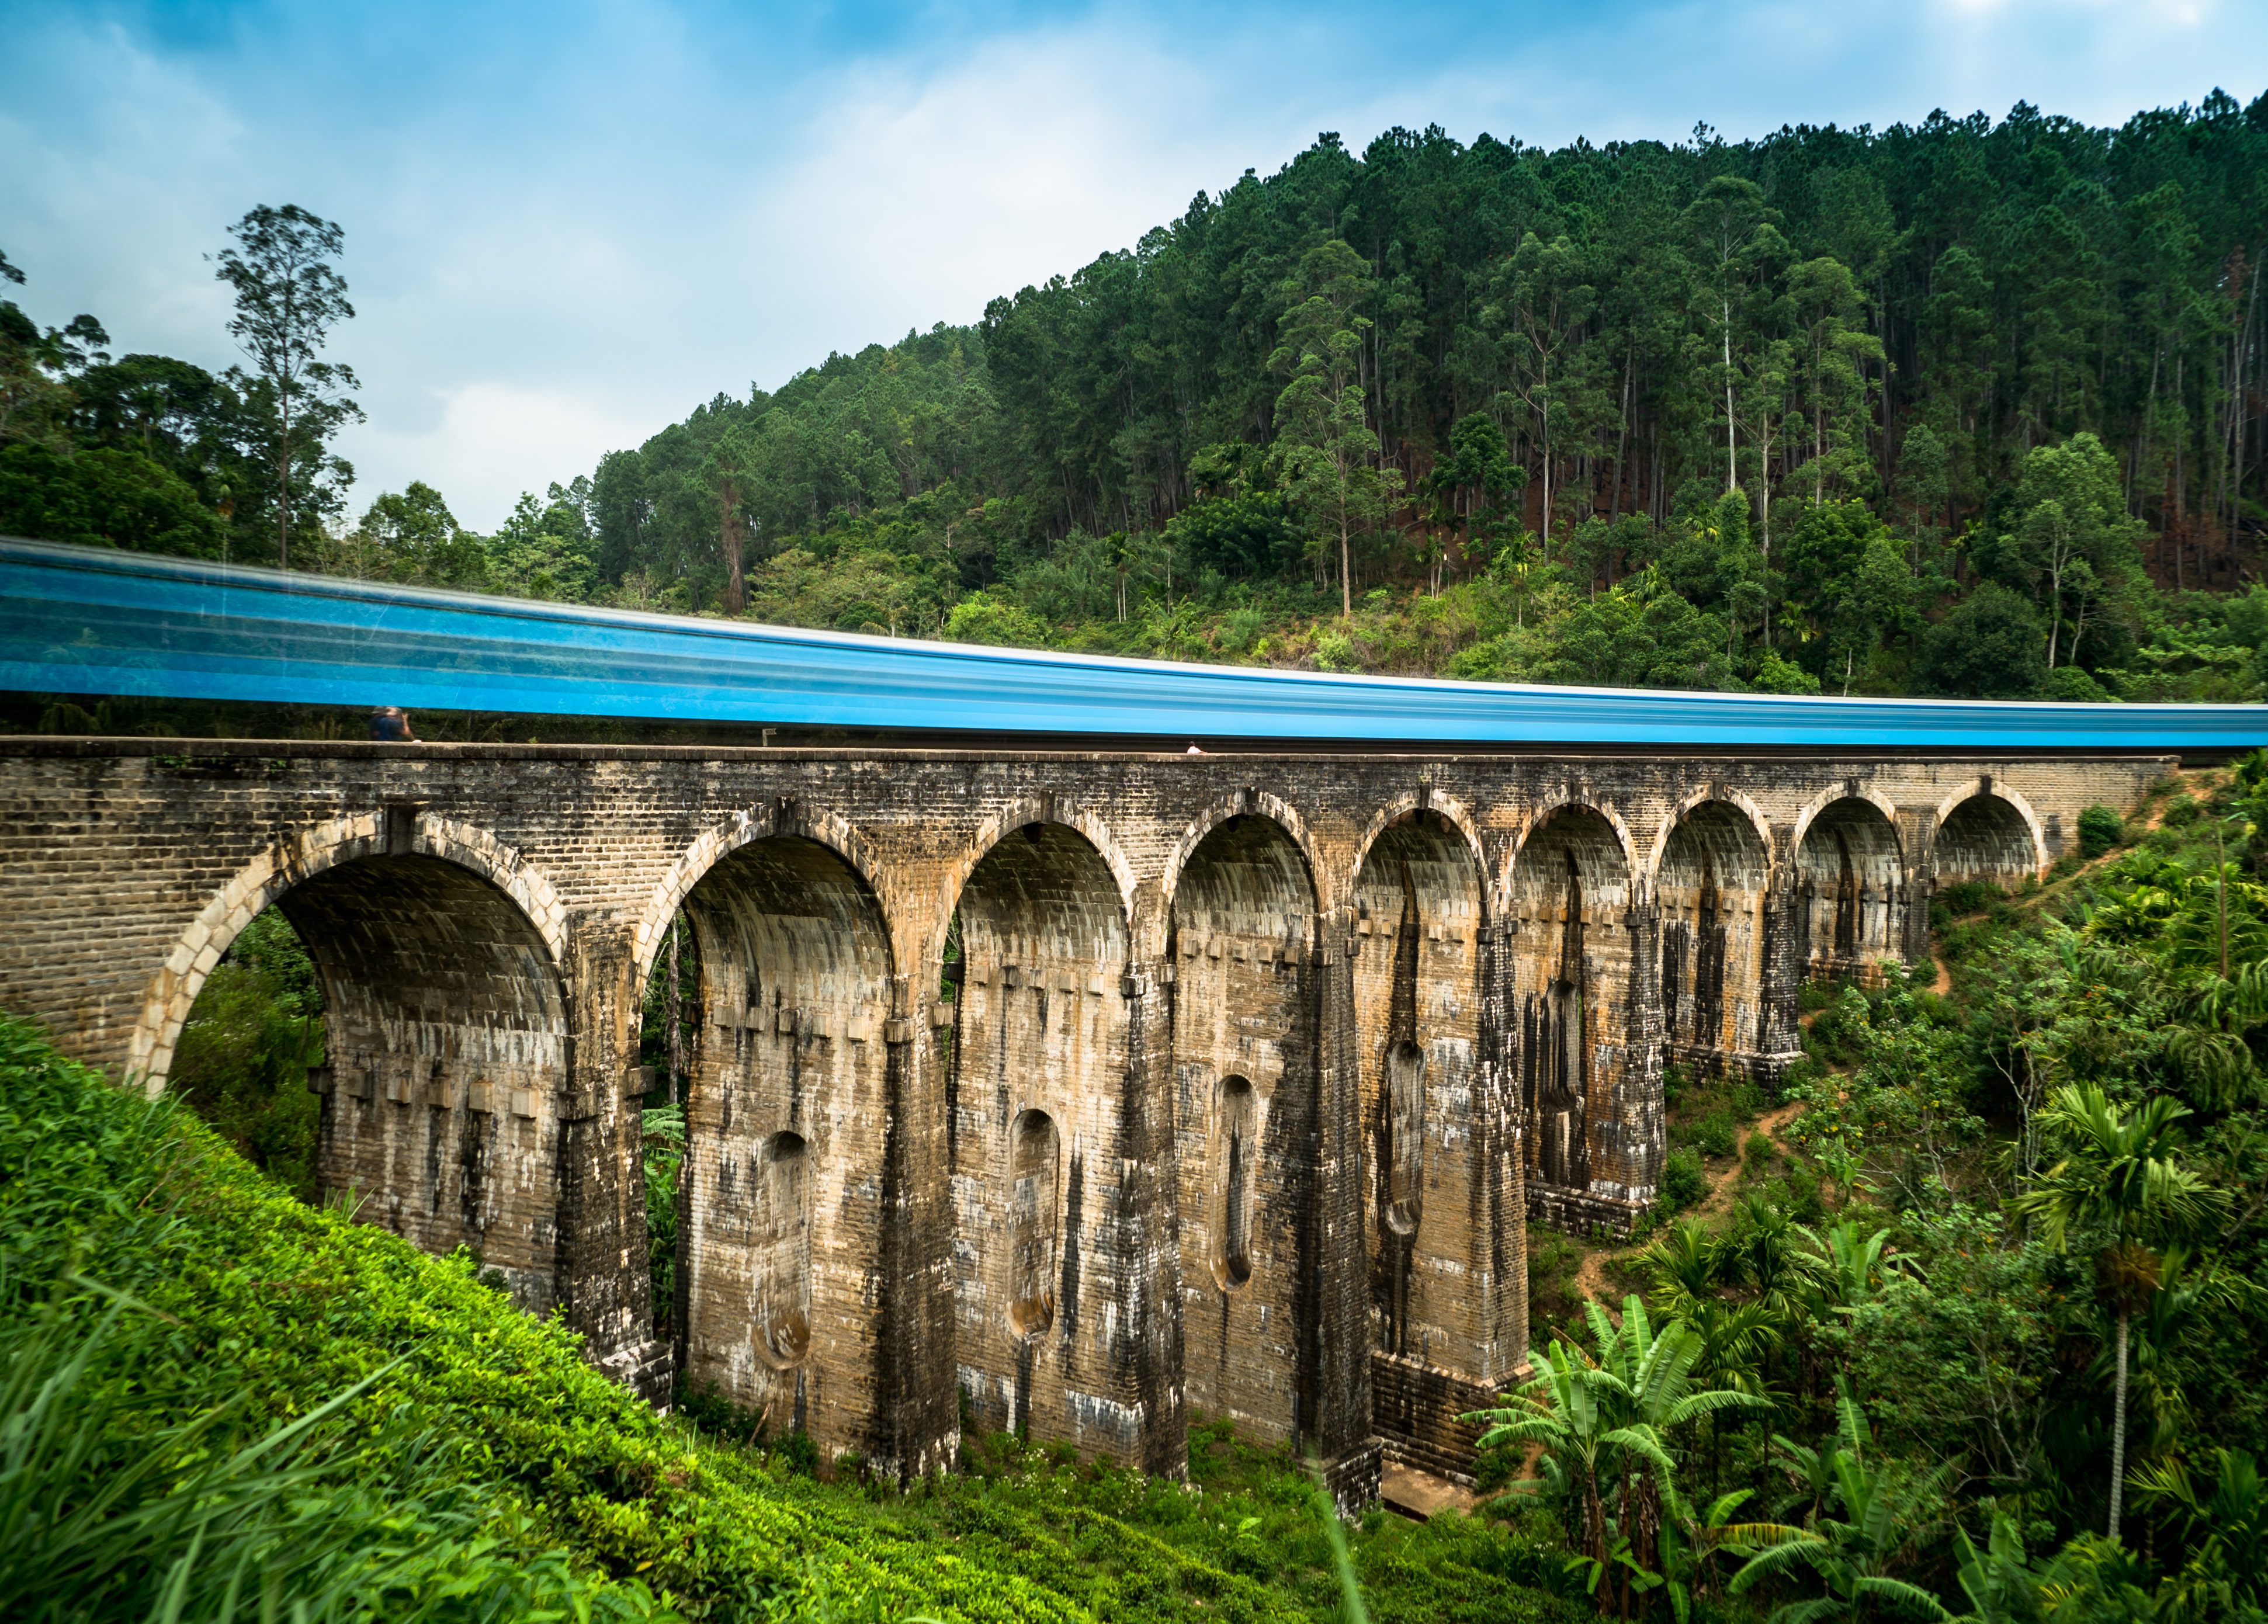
<box><xmin>1269</xmin><ymin>239</ymin><xmax>1400</xmax><ymax>616</ymax></box>
<box><xmin>211</xmin><ymin>205</ymin><xmax>360</xmax><ymax>570</ymax></box>
<box><xmin>1682</xmin><ymin>176</ymin><xmax>1781</xmax><ymax>498</ymax></box>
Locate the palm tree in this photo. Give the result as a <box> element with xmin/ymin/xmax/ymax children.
<box><xmin>1642</xmin><ymin>1217</ymin><xmax>1729</xmax><ymax>1321</ymax></box>
<box><xmin>1737</xmin><ymin>1386</ymin><xmax>1956</xmax><ymax>1624</ymax></box>
<box><xmin>1727</xmin><ymin>1192</ymin><xmax>1823</xmax><ymax>1321</ymax></box>
<box><xmin>2012</xmin><ymin>1083</ymin><xmax>2225</xmax><ymax>1541</ymax></box>
<box><xmin>2129</xmin><ymin>1446</ymin><xmax>2268</xmax><ymax>1613</ymax></box>
<box><xmin>1797</xmin><ymin>1219</ymin><xmax>1919</xmax><ymax>1323</ymax></box>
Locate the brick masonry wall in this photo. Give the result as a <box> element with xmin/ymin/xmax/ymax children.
<box><xmin>0</xmin><ymin>738</ymin><xmax>2172</xmax><ymax>1483</ymax></box>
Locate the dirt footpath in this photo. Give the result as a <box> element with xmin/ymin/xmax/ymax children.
<box><xmin>1567</xmin><ymin>1097</ymin><xmax>1807</xmax><ymax>1307</ymax></box>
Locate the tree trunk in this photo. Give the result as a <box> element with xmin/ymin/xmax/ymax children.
<box><xmin>2109</xmin><ymin>1310</ymin><xmax>2129</xmax><ymax>1541</ymax></box>
<box><xmin>1723</xmin><ymin>297</ymin><xmax>1737</xmax><ymax>493</ymax></box>
<box><xmin>1333</xmin><ymin>515</ymin><xmax>1351</xmax><ymax>621</ymax></box>
<box><xmin>718</xmin><ymin>479</ymin><xmax>748</xmax><ymax>616</ymax></box>
<box><xmin>1611</xmin><ymin>349</ymin><xmax>1632</xmax><ymax>525</ymax></box>
<box><xmin>1583</xmin><ymin>1475</ymin><xmax>1611</xmax><ymax>1618</ymax></box>
<box><xmin>1540</xmin><ymin>357</ymin><xmax>1555</xmax><ymax>552</ymax></box>
<box><xmin>277</xmin><ymin>381</ymin><xmax>293</xmax><ymax>571</ymax></box>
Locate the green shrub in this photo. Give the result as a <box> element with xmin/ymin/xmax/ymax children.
<box><xmin>2165</xmin><ymin>792</ymin><xmax>2200</xmax><ymax>827</ymax></box>
<box><xmin>1934</xmin><ymin>880</ymin><xmax>2005</xmax><ymax>919</ymax></box>
<box><xmin>1807</xmin><ymin>986</ymin><xmax>1872</xmax><ymax>1066</ymax></box>
<box><xmin>2078</xmin><ymin>803</ymin><xmax>2124</xmax><ymax>858</ymax></box>
<box><xmin>1774</xmin><ymin>1170</ymin><xmax>1827</xmax><ymax>1224</ymax></box>
<box><xmin>1692</xmin><ymin>1106</ymin><xmax>1739</xmax><ymax>1158</ymax></box>
<box><xmin>1743</xmin><ymin>1131</ymin><xmax>1777</xmax><ymax>1175</ymax></box>
<box><xmin>1657</xmin><ymin>1147</ymin><xmax>1708</xmax><ymax>1212</ymax></box>
<box><xmin>0</xmin><ymin>1017</ymin><xmax>672</xmax><ymax>1623</ymax></box>
<box><xmin>1798</xmin><ymin>979</ymin><xmax>1843</xmax><ymax>1014</ymax></box>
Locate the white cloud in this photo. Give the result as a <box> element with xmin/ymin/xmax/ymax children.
<box><xmin>352</xmin><ymin>380</ymin><xmax>663</xmax><ymax>519</ymax></box>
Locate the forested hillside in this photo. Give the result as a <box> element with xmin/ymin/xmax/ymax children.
<box><xmin>6</xmin><ymin>91</ymin><xmax>2268</xmax><ymax>706</ymax></box>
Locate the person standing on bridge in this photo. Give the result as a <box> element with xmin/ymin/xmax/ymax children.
<box><xmin>368</xmin><ymin>705</ymin><xmax>420</xmax><ymax>742</ymax></box>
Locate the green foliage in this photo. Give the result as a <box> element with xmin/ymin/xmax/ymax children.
<box><xmin>945</xmin><ymin>589</ymin><xmax>1051</xmax><ymax>648</ymax></box>
<box><xmin>1468</xmin><ymin>1296</ymin><xmax>1775</xmax><ymax>1618</ymax></box>
<box><xmin>0</xmin><ymin>440</ymin><xmax>227</xmax><ymax>557</ymax></box>
<box><xmin>0</xmin><ymin>1015</ymin><xmax>674</xmax><ymax>1623</ymax></box>
<box><xmin>2078</xmin><ymin>806</ymin><xmax>2125</xmax><ymax>860</ymax></box>
<box><xmin>168</xmin><ymin>905</ymin><xmax>325</xmax><ymax>1202</ymax></box>
<box><xmin>643</xmin><ymin>1102</ymin><xmax>684</xmax><ymax>1330</ymax></box>
<box><xmin>1918</xmin><ymin>582</ymin><xmax>2047</xmax><ymax>699</ymax></box>
<box><xmin>1791</xmin><ymin>971</ymin><xmax>1984</xmax><ymax>1210</ymax></box>
<box><xmin>1736</xmin><ymin>1387</ymin><xmax>1958</xmax><ymax>1623</ymax></box>
<box><xmin>212</xmin><ymin>204</ymin><xmax>364</xmax><ymax>567</ymax></box>
<box><xmin>1657</xmin><ymin>1148</ymin><xmax>1709</xmax><ymax>1214</ymax></box>
<box><xmin>1591</xmin><ymin>758</ymin><xmax>2268</xmax><ymax>1615</ymax></box>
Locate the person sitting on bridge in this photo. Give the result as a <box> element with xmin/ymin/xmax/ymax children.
<box><xmin>368</xmin><ymin>706</ymin><xmax>420</xmax><ymax>742</ymax></box>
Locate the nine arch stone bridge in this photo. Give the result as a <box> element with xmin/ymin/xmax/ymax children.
<box><xmin>0</xmin><ymin>734</ymin><xmax>2170</xmax><ymax>1502</ymax></box>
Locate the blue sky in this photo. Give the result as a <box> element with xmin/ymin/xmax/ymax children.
<box><xmin>4</xmin><ymin>0</ymin><xmax>2263</xmax><ymax>529</ymax></box>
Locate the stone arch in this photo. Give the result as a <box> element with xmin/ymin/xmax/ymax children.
<box><xmin>1349</xmin><ymin>790</ymin><xmax>1490</xmax><ymax>919</ymax></box>
<box><xmin>1794</xmin><ymin>796</ymin><xmax>1906</xmax><ymax>981</ymax></box>
<box><xmin>1790</xmin><ymin>785</ymin><xmax>1905</xmax><ymax>869</ymax></box>
<box><xmin>674</xmin><ymin>831</ymin><xmax>896</xmax><ymax>1465</ymax></box>
<box><xmin>945</xmin><ymin>814</ymin><xmax>1139</xmax><ymax>1452</ymax></box>
<box><xmin>129</xmin><ymin>811</ymin><xmax>567</xmax><ymax>1094</ymax></box>
<box><xmin>1502</xmin><ymin>800</ymin><xmax>1637</xmax><ymax>914</ymax></box>
<box><xmin>1169</xmin><ymin>806</ymin><xmax>1317</xmax><ymax>1445</ymax></box>
<box><xmin>1163</xmin><ymin>789</ymin><xmax>1324</xmax><ymax>917</ymax></box>
<box><xmin>1654</xmin><ymin>800</ymin><xmax>1773</xmax><ymax>1061</ymax></box>
<box><xmin>929</xmin><ymin>799</ymin><xmax>1142</xmax><ymax>975</ymax></box>
<box><xmin>632</xmin><ymin>801</ymin><xmax>888</xmax><ymax>986</ymax></box>
<box><xmin>1504</xmin><ymin>802</ymin><xmax>1634</xmax><ymax>914</ymax></box>
<box><xmin>1931</xmin><ymin>781</ymin><xmax>2048</xmax><ymax>886</ymax></box>
<box><xmin>1642</xmin><ymin>787</ymin><xmax>1774</xmax><ymax>887</ymax></box>
<box><xmin>1169</xmin><ymin>809</ymin><xmax>1319</xmax><ymax>952</ymax></box>
<box><xmin>140</xmin><ymin>814</ymin><xmax>575</xmax><ymax>1311</ymax></box>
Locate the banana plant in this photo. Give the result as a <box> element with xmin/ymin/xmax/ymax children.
<box><xmin>1653</xmin><ymin>1487</ymin><xmax>1813</xmax><ymax>1624</ymax></box>
<box><xmin>1468</xmin><ymin>1296</ymin><xmax>1770</xmax><ymax>1620</ymax></box>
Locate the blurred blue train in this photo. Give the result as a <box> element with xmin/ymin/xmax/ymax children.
<box><xmin>3</xmin><ymin>536</ymin><xmax>2261</xmax><ymax>753</ymax></box>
